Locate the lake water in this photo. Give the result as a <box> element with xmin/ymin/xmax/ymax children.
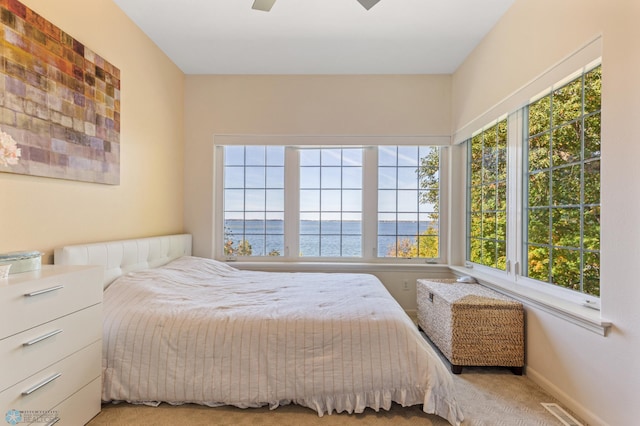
<box><xmin>224</xmin><ymin>220</ymin><xmax>433</xmax><ymax>257</ymax></box>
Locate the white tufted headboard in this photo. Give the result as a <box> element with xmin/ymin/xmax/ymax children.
<box><xmin>54</xmin><ymin>234</ymin><xmax>192</xmax><ymax>288</ymax></box>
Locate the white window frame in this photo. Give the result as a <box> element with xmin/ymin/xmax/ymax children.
<box><xmin>212</xmin><ymin>136</ymin><xmax>449</xmax><ymax>265</ymax></box>
<box><xmin>455</xmin><ymin>54</ymin><xmax>608</xmax><ymax>335</ymax></box>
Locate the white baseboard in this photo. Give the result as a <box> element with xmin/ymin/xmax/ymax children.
<box><xmin>526</xmin><ymin>365</ymin><xmax>608</xmax><ymax>426</ymax></box>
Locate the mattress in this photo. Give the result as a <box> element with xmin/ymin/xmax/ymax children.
<box><xmin>101</xmin><ymin>256</ymin><xmax>464</xmax><ymax>425</ymax></box>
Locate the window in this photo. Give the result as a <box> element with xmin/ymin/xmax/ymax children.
<box><xmin>218</xmin><ymin>144</ymin><xmax>442</xmax><ymax>262</ymax></box>
<box><xmin>465</xmin><ymin>64</ymin><xmax>601</xmax><ymax>299</ymax></box>
<box><xmin>467</xmin><ymin>119</ymin><xmax>508</xmax><ymax>270</ymax></box>
<box><xmin>223</xmin><ymin>146</ymin><xmax>284</xmax><ymax>256</ymax></box>
<box><xmin>524</xmin><ymin>65</ymin><xmax>601</xmax><ymax>296</ymax></box>
<box><xmin>299</xmin><ymin>148</ymin><xmax>362</xmax><ymax>257</ymax></box>
<box><xmin>379</xmin><ymin>146</ymin><xmax>440</xmax><ymax>258</ymax></box>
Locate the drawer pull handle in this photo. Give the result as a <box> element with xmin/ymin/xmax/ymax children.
<box><xmin>22</xmin><ymin>372</ymin><xmax>62</xmax><ymax>396</ymax></box>
<box><xmin>24</xmin><ymin>285</ymin><xmax>64</xmax><ymax>297</ymax></box>
<box><xmin>23</xmin><ymin>329</ymin><xmax>63</xmax><ymax>346</ymax></box>
<box><xmin>44</xmin><ymin>418</ymin><xmax>60</xmax><ymax>426</ymax></box>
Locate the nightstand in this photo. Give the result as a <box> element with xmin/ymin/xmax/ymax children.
<box><xmin>0</xmin><ymin>265</ymin><xmax>103</xmax><ymax>425</ymax></box>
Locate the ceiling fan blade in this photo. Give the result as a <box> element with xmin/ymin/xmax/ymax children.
<box><xmin>252</xmin><ymin>0</ymin><xmax>276</xmax><ymax>12</ymax></box>
<box><xmin>356</xmin><ymin>0</ymin><xmax>381</xmax><ymax>10</ymax></box>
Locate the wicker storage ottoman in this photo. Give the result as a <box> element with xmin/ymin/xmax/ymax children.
<box><xmin>417</xmin><ymin>279</ymin><xmax>524</xmax><ymax>375</ymax></box>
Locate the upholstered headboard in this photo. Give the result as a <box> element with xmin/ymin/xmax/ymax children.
<box><xmin>54</xmin><ymin>234</ymin><xmax>192</xmax><ymax>288</ymax></box>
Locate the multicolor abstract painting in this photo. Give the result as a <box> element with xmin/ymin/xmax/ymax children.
<box><xmin>0</xmin><ymin>0</ymin><xmax>120</xmax><ymax>184</ymax></box>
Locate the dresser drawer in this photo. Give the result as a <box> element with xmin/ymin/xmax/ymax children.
<box><xmin>29</xmin><ymin>377</ymin><xmax>101</xmax><ymax>426</ymax></box>
<box><xmin>0</xmin><ymin>266</ymin><xmax>103</xmax><ymax>338</ymax></box>
<box><xmin>0</xmin><ymin>341</ymin><xmax>101</xmax><ymax>417</ymax></box>
<box><xmin>0</xmin><ymin>304</ymin><xmax>102</xmax><ymax>392</ymax></box>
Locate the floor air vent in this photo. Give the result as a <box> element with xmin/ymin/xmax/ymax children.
<box><xmin>541</xmin><ymin>403</ymin><xmax>584</xmax><ymax>426</ymax></box>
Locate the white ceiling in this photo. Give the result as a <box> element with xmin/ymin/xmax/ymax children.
<box><xmin>113</xmin><ymin>0</ymin><xmax>516</xmax><ymax>75</ymax></box>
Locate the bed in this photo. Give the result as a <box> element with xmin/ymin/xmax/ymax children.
<box><xmin>54</xmin><ymin>234</ymin><xmax>464</xmax><ymax>425</ymax></box>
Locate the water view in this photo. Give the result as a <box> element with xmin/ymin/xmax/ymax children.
<box><xmin>224</xmin><ymin>219</ymin><xmax>434</xmax><ymax>257</ymax></box>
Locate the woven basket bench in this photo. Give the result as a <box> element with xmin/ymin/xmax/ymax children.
<box><xmin>417</xmin><ymin>278</ymin><xmax>524</xmax><ymax>375</ymax></box>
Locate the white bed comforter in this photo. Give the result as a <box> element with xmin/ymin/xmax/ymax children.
<box><xmin>102</xmin><ymin>256</ymin><xmax>464</xmax><ymax>425</ymax></box>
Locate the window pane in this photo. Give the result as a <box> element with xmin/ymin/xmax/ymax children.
<box><xmin>321</xmin><ymin>148</ymin><xmax>342</xmax><ymax>166</ymax></box>
<box><xmin>343</xmin><ymin>167</ymin><xmax>362</xmax><ymax>188</ymax></box>
<box><xmin>528</xmin><ymin>133</ymin><xmax>550</xmax><ymax>171</ymax></box>
<box><xmin>552</xmin><ymin>78</ymin><xmax>582</xmax><ymax>126</ymax></box>
<box><xmin>223</xmin><ymin>146</ymin><xmax>284</xmax><ymax>257</ymax></box>
<box><xmin>528</xmin><ymin>209</ymin><xmax>550</xmax><ymax>245</ymax></box>
<box><xmin>584</xmin><ymin>67</ymin><xmax>602</xmax><ymax>113</ymax></box>
<box><xmin>245</xmin><ymin>146</ymin><xmax>266</xmax><ymax>166</ymax></box>
<box><xmin>245</xmin><ymin>190</ymin><xmax>265</xmax><ymax>211</ymax></box>
<box><xmin>584</xmin><ymin>160</ymin><xmax>600</xmax><ymax>205</ymax></box>
<box><xmin>482</xmin><ymin>184</ymin><xmax>496</xmax><ymax>211</ymax></box>
<box><xmin>224</xmin><ymin>189</ymin><xmax>244</xmax><ymax>211</ymax></box>
<box><xmin>528</xmin><ymin>245</ymin><xmax>550</xmax><ymax>282</ymax></box>
<box><xmin>583</xmin><ymin>206</ymin><xmax>600</xmax><ymax>251</ymax></box>
<box><xmin>466</xmin><ymin>119</ymin><xmax>508</xmax><ymax>271</ymax></box>
<box><xmin>341</xmin><ymin>236</ymin><xmax>361</xmax><ymax>256</ymax></box>
<box><xmin>266</xmin><ymin>167</ymin><xmax>284</xmax><ymax>188</ymax></box>
<box><xmin>266</xmin><ymin>146</ymin><xmax>284</xmax><ymax>166</ymax></box>
<box><xmin>320</xmin><ymin>189</ymin><xmax>341</xmax><ymax>211</ymax></box>
<box><xmin>379</xmin><ymin>146</ymin><xmax>439</xmax><ymax>259</ymax></box>
<box><xmin>300</xmin><ymin>190</ymin><xmax>320</xmax><ymax>211</ymax></box>
<box><xmin>300</xmin><ymin>214</ymin><xmax>320</xmax><ymax>234</ymax></box>
<box><xmin>397</xmin><ymin>167</ymin><xmax>418</xmax><ymax>189</ymax></box>
<box><xmin>299</xmin><ymin>235</ymin><xmax>319</xmax><ymax>256</ymax></box>
<box><xmin>552</xmin><ymin>125</ymin><xmax>581</xmax><ymax>166</ymax></box>
<box><xmin>552</xmin><ymin>248</ymin><xmax>581</xmax><ymax>290</ymax></box>
<box><xmin>523</xmin><ymin>65</ymin><xmax>601</xmax><ymax>295</ymax></box>
<box><xmin>378</xmin><ymin>190</ymin><xmax>396</xmax><ymax>212</ymax></box>
<box><xmin>224</xmin><ymin>146</ymin><xmax>245</xmax><ymax>166</ymax></box>
<box><xmin>482</xmin><ymin>213</ymin><xmax>496</xmax><ymax>239</ymax></box>
<box><xmin>552</xmin><ymin>207</ymin><xmax>581</xmax><ymax>248</ymax></box>
<box><xmin>321</xmin><ymin>167</ymin><xmax>342</xmax><ymax>188</ymax></box>
<box><xmin>300</xmin><ymin>167</ymin><xmax>320</xmax><ymax>188</ymax></box>
<box><xmin>245</xmin><ymin>167</ymin><xmax>265</xmax><ymax>188</ymax></box>
<box><xmin>583</xmin><ymin>251</ymin><xmax>600</xmax><ymax>297</ymax></box>
<box><xmin>552</xmin><ymin>166</ymin><xmax>580</xmax><ymax>206</ymax></box>
<box><xmin>299</xmin><ymin>148</ymin><xmax>362</xmax><ymax>257</ymax></box>
<box><xmin>397</xmin><ymin>190</ymin><xmax>418</xmax><ymax>212</ymax></box>
<box><xmin>343</xmin><ymin>149</ymin><xmax>362</xmax><ymax>166</ymax></box>
<box><xmin>584</xmin><ymin>113</ymin><xmax>601</xmax><ymax>159</ymax></box>
<box><xmin>378</xmin><ymin>146</ymin><xmax>397</xmax><ymax>166</ymax></box>
<box><xmin>378</xmin><ymin>167</ymin><xmax>397</xmax><ymax>189</ymax></box>
<box><xmin>397</xmin><ymin>146</ymin><xmax>418</xmax><ymax>166</ymax></box>
<box><xmin>529</xmin><ymin>96</ymin><xmax>551</xmax><ymax>136</ymax></box>
<box><xmin>299</xmin><ymin>149</ymin><xmax>319</xmax><ymax>166</ymax></box>
<box><xmin>528</xmin><ymin>171</ymin><xmax>550</xmax><ymax>207</ymax></box>
<box><xmin>342</xmin><ymin>190</ymin><xmax>362</xmax><ymax>211</ymax></box>
<box><xmin>225</xmin><ymin>167</ymin><xmax>244</xmax><ymax>188</ymax></box>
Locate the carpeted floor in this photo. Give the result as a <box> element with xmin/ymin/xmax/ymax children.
<box><xmin>87</xmin><ymin>319</ymin><xmax>584</xmax><ymax>425</ymax></box>
<box><xmin>88</xmin><ymin>366</ymin><xmax>578</xmax><ymax>425</ymax></box>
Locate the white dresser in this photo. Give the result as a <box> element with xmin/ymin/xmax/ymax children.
<box><xmin>0</xmin><ymin>265</ymin><xmax>103</xmax><ymax>425</ymax></box>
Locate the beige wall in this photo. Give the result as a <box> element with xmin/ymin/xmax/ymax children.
<box><xmin>452</xmin><ymin>1</ymin><xmax>639</xmax><ymax>425</ymax></box>
<box><xmin>0</xmin><ymin>0</ymin><xmax>185</xmax><ymax>262</ymax></box>
<box><xmin>184</xmin><ymin>74</ymin><xmax>451</xmax><ymax>257</ymax></box>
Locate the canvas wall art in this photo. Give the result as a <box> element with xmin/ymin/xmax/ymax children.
<box><xmin>0</xmin><ymin>0</ymin><xmax>120</xmax><ymax>184</ymax></box>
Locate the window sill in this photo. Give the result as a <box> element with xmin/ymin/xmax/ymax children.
<box><xmin>224</xmin><ymin>260</ymin><xmax>450</xmax><ymax>274</ymax></box>
<box><xmin>449</xmin><ymin>265</ymin><xmax>612</xmax><ymax>336</ymax></box>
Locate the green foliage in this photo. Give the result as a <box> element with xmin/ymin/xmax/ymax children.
<box><xmin>223</xmin><ymin>226</ymin><xmax>254</xmax><ymax>256</ymax></box>
<box><xmin>387</xmin><ymin>234</ymin><xmax>439</xmax><ymax>259</ymax></box>
<box><xmin>468</xmin><ymin>119</ymin><xmax>508</xmax><ymax>271</ymax></box>
<box><xmin>467</xmin><ymin>65</ymin><xmax>601</xmax><ymax>297</ymax></box>
<box><xmin>224</xmin><ymin>239</ymin><xmax>253</xmax><ymax>256</ymax></box>
<box><xmin>386</xmin><ymin>147</ymin><xmax>441</xmax><ymax>259</ymax></box>
<box><xmin>524</xmin><ymin>65</ymin><xmax>601</xmax><ymax>297</ymax></box>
